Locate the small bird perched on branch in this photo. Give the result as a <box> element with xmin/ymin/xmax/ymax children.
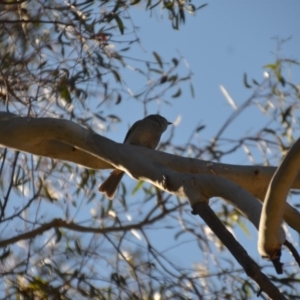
<box><xmin>99</xmin><ymin>114</ymin><xmax>172</xmax><ymax>199</ymax></box>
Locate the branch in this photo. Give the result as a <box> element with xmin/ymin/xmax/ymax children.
<box><xmin>192</xmin><ymin>202</ymin><xmax>287</xmax><ymax>300</ymax></box>
<box><xmin>0</xmin><ymin>112</ymin><xmax>299</xmax><ymax>232</ymax></box>
<box><xmin>259</xmin><ymin>138</ymin><xmax>300</xmax><ymax>260</ymax></box>
<box><xmin>0</xmin><ymin>206</ymin><xmax>177</xmax><ymax>248</ymax></box>
<box><xmin>284</xmin><ymin>240</ymin><xmax>300</xmax><ymax>269</ymax></box>
<box><xmin>2</xmin><ymin>112</ymin><xmax>300</xmax><ymax>200</ymax></box>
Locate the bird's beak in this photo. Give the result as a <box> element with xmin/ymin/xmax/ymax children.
<box><xmin>168</xmin><ymin>121</ymin><xmax>172</xmax><ymax>125</ymax></box>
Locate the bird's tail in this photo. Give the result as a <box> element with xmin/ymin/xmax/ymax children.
<box><xmin>98</xmin><ymin>170</ymin><xmax>124</xmax><ymax>199</ymax></box>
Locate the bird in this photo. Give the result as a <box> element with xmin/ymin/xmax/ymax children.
<box><xmin>99</xmin><ymin>114</ymin><xmax>172</xmax><ymax>199</ymax></box>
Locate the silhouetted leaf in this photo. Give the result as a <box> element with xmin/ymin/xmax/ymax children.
<box><xmin>196</xmin><ymin>125</ymin><xmax>205</xmax><ymax>132</ymax></box>
<box><xmin>197</xmin><ymin>3</ymin><xmax>208</xmax><ymax>10</ymax></box>
<box><xmin>190</xmin><ymin>83</ymin><xmax>195</xmax><ymax>98</ymax></box>
<box><xmin>160</xmin><ymin>74</ymin><xmax>168</xmax><ymax>84</ymax></box>
<box><xmin>75</xmin><ymin>240</ymin><xmax>82</xmax><ymax>255</ymax></box>
<box><xmin>0</xmin><ymin>249</ymin><xmax>10</xmax><ymax>261</ymax></box>
<box><xmin>243</xmin><ymin>73</ymin><xmax>252</xmax><ymax>88</ymax></box>
<box><xmin>107</xmin><ymin>114</ymin><xmax>121</xmax><ymax>122</ymax></box>
<box><xmin>116</xmin><ymin>94</ymin><xmax>122</xmax><ymax>104</ymax></box>
<box><xmin>179</xmin><ymin>7</ymin><xmax>185</xmax><ymax>23</ymax></box>
<box><xmin>130</xmin><ymin>0</ymin><xmax>140</xmax><ymax>5</ymax></box>
<box><xmin>172</xmin><ymin>58</ymin><xmax>179</xmax><ymax>66</ymax></box>
<box><xmin>111</xmin><ymin>70</ymin><xmax>121</xmax><ymax>82</ymax></box>
<box><xmin>114</xmin><ymin>14</ymin><xmax>124</xmax><ymax>35</ymax></box>
<box><xmin>172</xmin><ymin>88</ymin><xmax>181</xmax><ymax>98</ymax></box>
<box><xmin>153</xmin><ymin>51</ymin><xmax>163</xmax><ymax>68</ymax></box>
<box><xmin>55</xmin><ymin>228</ymin><xmax>62</xmax><ymax>244</ymax></box>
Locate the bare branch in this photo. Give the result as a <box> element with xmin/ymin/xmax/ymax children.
<box><xmin>192</xmin><ymin>202</ymin><xmax>287</xmax><ymax>300</ymax></box>
<box><xmin>0</xmin><ymin>206</ymin><xmax>178</xmax><ymax>248</ymax></box>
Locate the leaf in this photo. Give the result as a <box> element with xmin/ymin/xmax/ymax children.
<box><xmin>114</xmin><ymin>14</ymin><xmax>124</xmax><ymax>35</ymax></box>
<box><xmin>197</xmin><ymin>3</ymin><xmax>208</xmax><ymax>10</ymax></box>
<box><xmin>38</xmin><ymin>61</ymin><xmax>47</xmax><ymax>69</ymax></box>
<box><xmin>148</xmin><ymin>0</ymin><xmax>160</xmax><ymax>9</ymax></box>
<box><xmin>131</xmin><ymin>180</ymin><xmax>144</xmax><ymax>196</ymax></box>
<box><xmin>0</xmin><ymin>249</ymin><xmax>11</xmax><ymax>261</ymax></box>
<box><xmin>173</xmin><ymin>14</ymin><xmax>179</xmax><ymax>30</ymax></box>
<box><xmin>149</xmin><ymin>68</ymin><xmax>163</xmax><ymax>74</ymax></box>
<box><xmin>75</xmin><ymin>240</ymin><xmax>82</xmax><ymax>255</ymax></box>
<box><xmin>172</xmin><ymin>88</ymin><xmax>181</xmax><ymax>98</ymax></box>
<box><xmin>164</xmin><ymin>1</ymin><xmax>174</xmax><ymax>9</ymax></box>
<box><xmin>279</xmin><ymin>76</ymin><xmax>285</xmax><ymax>87</ymax></box>
<box><xmin>179</xmin><ymin>7</ymin><xmax>185</xmax><ymax>24</ymax></box>
<box><xmin>55</xmin><ymin>228</ymin><xmax>62</xmax><ymax>244</ymax></box>
<box><xmin>187</xmin><ymin>4</ymin><xmax>196</xmax><ymax>15</ymax></box>
<box><xmin>196</xmin><ymin>125</ymin><xmax>205</xmax><ymax>132</ymax></box>
<box><xmin>168</xmin><ymin>75</ymin><xmax>178</xmax><ymax>83</ymax></box>
<box><xmin>111</xmin><ymin>272</ymin><xmax>127</xmax><ymax>287</ymax></box>
<box><xmin>111</xmin><ymin>70</ymin><xmax>121</xmax><ymax>82</ymax></box>
<box><xmin>243</xmin><ymin>73</ymin><xmax>252</xmax><ymax>88</ymax></box>
<box><xmin>153</xmin><ymin>51</ymin><xmax>163</xmax><ymax>69</ymax></box>
<box><xmin>160</xmin><ymin>74</ymin><xmax>168</xmax><ymax>84</ymax></box>
<box><xmin>263</xmin><ymin>63</ymin><xmax>277</xmax><ymax>70</ymax></box>
<box><xmin>107</xmin><ymin>114</ymin><xmax>121</xmax><ymax>122</ymax></box>
<box><xmin>190</xmin><ymin>83</ymin><xmax>195</xmax><ymax>98</ymax></box>
<box><xmin>59</xmin><ymin>80</ymin><xmax>71</xmax><ymax>103</ymax></box>
<box><xmin>130</xmin><ymin>0</ymin><xmax>140</xmax><ymax>5</ymax></box>
<box><xmin>172</xmin><ymin>58</ymin><xmax>179</xmax><ymax>66</ymax></box>
<box><xmin>116</xmin><ymin>93</ymin><xmax>122</xmax><ymax>104</ymax></box>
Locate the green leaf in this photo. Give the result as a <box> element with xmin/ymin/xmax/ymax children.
<box><xmin>153</xmin><ymin>51</ymin><xmax>163</xmax><ymax>68</ymax></box>
<box><xmin>164</xmin><ymin>1</ymin><xmax>174</xmax><ymax>10</ymax></box>
<box><xmin>132</xmin><ymin>180</ymin><xmax>144</xmax><ymax>196</ymax></box>
<box><xmin>59</xmin><ymin>78</ymin><xmax>71</xmax><ymax>103</ymax></box>
<box><xmin>114</xmin><ymin>14</ymin><xmax>124</xmax><ymax>35</ymax></box>
<box><xmin>263</xmin><ymin>63</ymin><xmax>277</xmax><ymax>70</ymax></box>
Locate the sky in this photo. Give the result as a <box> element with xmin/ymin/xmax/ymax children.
<box><xmin>97</xmin><ymin>1</ymin><xmax>300</xmax><ymax>295</ymax></box>
<box><xmin>106</xmin><ymin>0</ymin><xmax>300</xmax><ymax>161</ymax></box>
<box><xmin>3</xmin><ymin>1</ymin><xmax>300</xmax><ymax>298</ymax></box>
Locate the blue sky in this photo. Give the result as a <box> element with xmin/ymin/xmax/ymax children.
<box><xmin>105</xmin><ymin>1</ymin><xmax>300</xmax><ymax>161</ymax></box>
<box><xmin>97</xmin><ymin>1</ymin><xmax>300</xmax><ymax>291</ymax></box>
<box><xmin>2</xmin><ymin>2</ymin><xmax>299</xmax><ymax>297</ymax></box>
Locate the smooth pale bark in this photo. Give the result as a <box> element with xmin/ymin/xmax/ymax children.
<box><xmin>258</xmin><ymin>138</ymin><xmax>300</xmax><ymax>259</ymax></box>
<box><xmin>0</xmin><ymin>112</ymin><xmax>299</xmax><ymax>232</ymax></box>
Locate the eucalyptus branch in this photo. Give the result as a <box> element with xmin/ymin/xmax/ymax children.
<box><xmin>0</xmin><ymin>112</ymin><xmax>300</xmax><ymax>231</ymax></box>
<box><xmin>259</xmin><ymin>138</ymin><xmax>300</xmax><ymax>260</ymax></box>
